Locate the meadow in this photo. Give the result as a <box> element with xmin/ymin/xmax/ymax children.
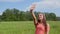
<box><xmin>0</xmin><ymin>21</ymin><xmax>60</xmax><ymax>34</ymax></box>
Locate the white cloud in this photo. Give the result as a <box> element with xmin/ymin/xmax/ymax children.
<box><xmin>25</xmin><ymin>0</ymin><xmax>60</xmax><ymax>16</ymax></box>
<box><xmin>0</xmin><ymin>0</ymin><xmax>24</xmax><ymax>2</ymax></box>
<box><xmin>35</xmin><ymin>0</ymin><xmax>60</xmax><ymax>11</ymax></box>
<box><xmin>27</xmin><ymin>0</ymin><xmax>60</xmax><ymax>11</ymax></box>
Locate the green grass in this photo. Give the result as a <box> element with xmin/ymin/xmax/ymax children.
<box><xmin>0</xmin><ymin>21</ymin><xmax>60</xmax><ymax>34</ymax></box>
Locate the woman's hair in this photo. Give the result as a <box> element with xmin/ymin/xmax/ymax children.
<box><xmin>38</xmin><ymin>13</ymin><xmax>47</xmax><ymax>32</ymax></box>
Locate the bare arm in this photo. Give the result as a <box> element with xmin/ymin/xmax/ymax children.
<box><xmin>30</xmin><ymin>4</ymin><xmax>37</xmax><ymax>25</ymax></box>
<box><xmin>46</xmin><ymin>23</ymin><xmax>50</xmax><ymax>34</ymax></box>
<box><xmin>30</xmin><ymin>10</ymin><xmax>37</xmax><ymax>25</ymax></box>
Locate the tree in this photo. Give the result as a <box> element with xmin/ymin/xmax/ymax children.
<box><xmin>2</xmin><ymin>9</ymin><xmax>12</xmax><ymax>21</ymax></box>
<box><xmin>25</xmin><ymin>11</ymin><xmax>33</xmax><ymax>21</ymax></box>
<box><xmin>48</xmin><ymin>13</ymin><xmax>56</xmax><ymax>21</ymax></box>
<box><xmin>0</xmin><ymin>15</ymin><xmax>2</xmax><ymax>21</ymax></box>
<box><xmin>1</xmin><ymin>8</ymin><xmax>57</xmax><ymax>21</ymax></box>
<box><xmin>56</xmin><ymin>17</ymin><xmax>60</xmax><ymax>21</ymax></box>
<box><xmin>12</xmin><ymin>8</ymin><xmax>20</xmax><ymax>21</ymax></box>
<box><xmin>2</xmin><ymin>8</ymin><xmax>20</xmax><ymax>21</ymax></box>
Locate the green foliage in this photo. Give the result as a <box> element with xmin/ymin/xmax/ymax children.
<box><xmin>49</xmin><ymin>13</ymin><xmax>56</xmax><ymax>20</ymax></box>
<box><xmin>0</xmin><ymin>15</ymin><xmax>2</xmax><ymax>21</ymax></box>
<box><xmin>45</xmin><ymin>13</ymin><xmax>56</xmax><ymax>21</ymax></box>
<box><xmin>56</xmin><ymin>17</ymin><xmax>60</xmax><ymax>21</ymax></box>
<box><xmin>2</xmin><ymin>9</ymin><xmax>20</xmax><ymax>21</ymax></box>
<box><xmin>0</xmin><ymin>8</ymin><xmax>57</xmax><ymax>21</ymax></box>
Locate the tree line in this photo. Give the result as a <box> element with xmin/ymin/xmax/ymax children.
<box><xmin>0</xmin><ymin>8</ymin><xmax>57</xmax><ymax>21</ymax></box>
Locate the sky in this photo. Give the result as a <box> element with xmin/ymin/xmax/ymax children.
<box><xmin>0</xmin><ymin>0</ymin><xmax>60</xmax><ymax>17</ymax></box>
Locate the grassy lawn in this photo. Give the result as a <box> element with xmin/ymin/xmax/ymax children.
<box><xmin>0</xmin><ymin>21</ymin><xmax>60</xmax><ymax>34</ymax></box>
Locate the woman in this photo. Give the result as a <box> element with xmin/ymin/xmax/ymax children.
<box><xmin>30</xmin><ymin>4</ymin><xmax>50</xmax><ymax>34</ymax></box>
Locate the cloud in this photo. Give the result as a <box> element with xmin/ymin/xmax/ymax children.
<box><xmin>26</xmin><ymin>0</ymin><xmax>60</xmax><ymax>12</ymax></box>
<box><xmin>0</xmin><ymin>0</ymin><xmax>24</xmax><ymax>2</ymax></box>
<box><xmin>34</xmin><ymin>0</ymin><xmax>60</xmax><ymax>12</ymax></box>
<box><xmin>25</xmin><ymin>0</ymin><xmax>60</xmax><ymax>16</ymax></box>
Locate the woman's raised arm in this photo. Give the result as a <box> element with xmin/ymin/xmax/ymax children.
<box><xmin>30</xmin><ymin>4</ymin><xmax>37</xmax><ymax>25</ymax></box>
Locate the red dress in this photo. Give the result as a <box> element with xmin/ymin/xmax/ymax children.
<box><xmin>35</xmin><ymin>23</ymin><xmax>45</xmax><ymax>34</ymax></box>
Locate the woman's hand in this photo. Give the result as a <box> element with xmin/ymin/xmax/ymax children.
<box><xmin>30</xmin><ymin>4</ymin><xmax>36</xmax><ymax>11</ymax></box>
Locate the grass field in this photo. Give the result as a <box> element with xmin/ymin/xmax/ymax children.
<box><xmin>0</xmin><ymin>21</ymin><xmax>60</xmax><ymax>34</ymax></box>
